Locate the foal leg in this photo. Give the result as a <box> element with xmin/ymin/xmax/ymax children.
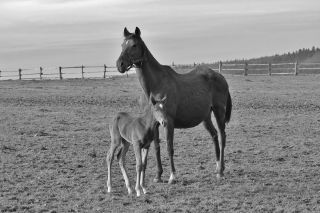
<box><xmin>118</xmin><ymin>140</ymin><xmax>132</xmax><ymax>195</ymax></box>
<box><xmin>203</xmin><ymin>116</ymin><xmax>220</xmax><ymax>174</ymax></box>
<box><xmin>133</xmin><ymin>142</ymin><xmax>142</xmax><ymax>197</ymax></box>
<box><xmin>164</xmin><ymin>122</ymin><xmax>176</xmax><ymax>184</ymax></box>
<box><xmin>213</xmin><ymin>109</ymin><xmax>226</xmax><ymax>178</ymax></box>
<box><xmin>153</xmin><ymin>127</ymin><xmax>163</xmax><ymax>183</ymax></box>
<box><xmin>106</xmin><ymin>132</ymin><xmax>121</xmax><ymax>193</ymax></box>
<box><xmin>140</xmin><ymin>147</ymin><xmax>149</xmax><ymax>194</ymax></box>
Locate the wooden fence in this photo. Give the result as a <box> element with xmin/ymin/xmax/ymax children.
<box><xmin>0</xmin><ymin>65</ymin><xmax>119</xmax><ymax>80</ymax></box>
<box><xmin>174</xmin><ymin>61</ymin><xmax>320</xmax><ymax>76</ymax></box>
<box><xmin>210</xmin><ymin>61</ymin><xmax>320</xmax><ymax>76</ymax></box>
<box><xmin>1</xmin><ymin>62</ymin><xmax>320</xmax><ymax>80</ymax></box>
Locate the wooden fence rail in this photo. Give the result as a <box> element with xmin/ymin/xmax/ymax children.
<box><xmin>1</xmin><ymin>62</ymin><xmax>320</xmax><ymax>80</ymax></box>
<box><xmin>210</xmin><ymin>61</ymin><xmax>320</xmax><ymax>76</ymax></box>
<box><xmin>0</xmin><ymin>65</ymin><xmax>118</xmax><ymax>80</ymax></box>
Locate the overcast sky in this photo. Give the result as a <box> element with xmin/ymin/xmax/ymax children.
<box><xmin>1</xmin><ymin>0</ymin><xmax>320</xmax><ymax>69</ymax></box>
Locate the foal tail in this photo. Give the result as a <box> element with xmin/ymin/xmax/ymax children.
<box><xmin>225</xmin><ymin>91</ymin><xmax>232</xmax><ymax>123</ymax></box>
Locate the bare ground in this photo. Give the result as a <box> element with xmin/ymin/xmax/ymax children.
<box><xmin>1</xmin><ymin>74</ymin><xmax>320</xmax><ymax>212</ymax></box>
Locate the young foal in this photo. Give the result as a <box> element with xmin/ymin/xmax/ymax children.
<box><xmin>107</xmin><ymin>95</ymin><xmax>167</xmax><ymax>197</ymax></box>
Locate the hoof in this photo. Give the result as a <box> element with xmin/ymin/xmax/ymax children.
<box><xmin>127</xmin><ymin>188</ymin><xmax>133</xmax><ymax>195</ymax></box>
<box><xmin>142</xmin><ymin>188</ymin><xmax>148</xmax><ymax>194</ymax></box>
<box><xmin>168</xmin><ymin>179</ymin><xmax>176</xmax><ymax>184</ymax></box>
<box><xmin>216</xmin><ymin>173</ymin><xmax>224</xmax><ymax>179</ymax></box>
<box><xmin>168</xmin><ymin>173</ymin><xmax>176</xmax><ymax>184</ymax></box>
<box><xmin>153</xmin><ymin>177</ymin><xmax>163</xmax><ymax>183</ymax></box>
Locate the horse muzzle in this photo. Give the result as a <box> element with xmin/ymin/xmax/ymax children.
<box><xmin>116</xmin><ymin>58</ymin><xmax>132</xmax><ymax>73</ymax></box>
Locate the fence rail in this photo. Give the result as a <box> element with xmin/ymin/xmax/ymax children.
<box><xmin>207</xmin><ymin>61</ymin><xmax>320</xmax><ymax>76</ymax></box>
<box><xmin>1</xmin><ymin>61</ymin><xmax>320</xmax><ymax>80</ymax></box>
<box><xmin>0</xmin><ymin>65</ymin><xmax>120</xmax><ymax>80</ymax></box>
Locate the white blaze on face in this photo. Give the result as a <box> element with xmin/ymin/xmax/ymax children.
<box><xmin>159</xmin><ymin>103</ymin><xmax>163</xmax><ymax>109</ymax></box>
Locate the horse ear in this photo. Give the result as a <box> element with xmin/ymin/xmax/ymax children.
<box><xmin>135</xmin><ymin>27</ymin><xmax>141</xmax><ymax>37</ymax></box>
<box><xmin>150</xmin><ymin>95</ymin><xmax>156</xmax><ymax>105</ymax></box>
<box><xmin>124</xmin><ymin>27</ymin><xmax>130</xmax><ymax>37</ymax></box>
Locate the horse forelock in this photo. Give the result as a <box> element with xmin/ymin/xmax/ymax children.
<box><xmin>124</xmin><ymin>34</ymin><xmax>140</xmax><ymax>42</ymax></box>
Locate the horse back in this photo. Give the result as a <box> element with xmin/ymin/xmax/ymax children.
<box><xmin>169</xmin><ymin>65</ymin><xmax>230</xmax><ymax>127</ymax></box>
<box><xmin>111</xmin><ymin>112</ymin><xmax>148</xmax><ymax>143</ymax></box>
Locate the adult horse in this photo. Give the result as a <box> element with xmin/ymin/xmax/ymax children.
<box><xmin>116</xmin><ymin>27</ymin><xmax>232</xmax><ymax>184</ymax></box>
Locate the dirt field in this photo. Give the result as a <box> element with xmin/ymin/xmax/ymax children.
<box><xmin>1</xmin><ymin>74</ymin><xmax>320</xmax><ymax>212</ymax></box>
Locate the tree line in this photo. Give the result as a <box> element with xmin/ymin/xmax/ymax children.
<box><xmin>222</xmin><ymin>46</ymin><xmax>320</xmax><ymax>64</ymax></box>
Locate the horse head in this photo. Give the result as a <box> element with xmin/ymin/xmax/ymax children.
<box><xmin>150</xmin><ymin>94</ymin><xmax>168</xmax><ymax>127</ymax></box>
<box><xmin>117</xmin><ymin>27</ymin><xmax>146</xmax><ymax>73</ymax></box>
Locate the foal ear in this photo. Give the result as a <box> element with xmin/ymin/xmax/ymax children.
<box><xmin>135</xmin><ymin>27</ymin><xmax>141</xmax><ymax>37</ymax></box>
<box><xmin>124</xmin><ymin>27</ymin><xmax>130</xmax><ymax>37</ymax></box>
<box><xmin>161</xmin><ymin>95</ymin><xmax>167</xmax><ymax>103</ymax></box>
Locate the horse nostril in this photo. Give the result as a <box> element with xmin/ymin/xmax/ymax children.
<box><xmin>120</xmin><ymin>62</ymin><xmax>124</xmax><ymax>67</ymax></box>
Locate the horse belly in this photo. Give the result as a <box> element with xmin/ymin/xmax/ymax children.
<box><xmin>174</xmin><ymin>102</ymin><xmax>211</xmax><ymax>128</ymax></box>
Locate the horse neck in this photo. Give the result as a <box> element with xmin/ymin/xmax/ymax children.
<box><xmin>136</xmin><ymin>44</ymin><xmax>166</xmax><ymax>97</ymax></box>
<box><xmin>141</xmin><ymin>106</ymin><xmax>157</xmax><ymax>131</ymax></box>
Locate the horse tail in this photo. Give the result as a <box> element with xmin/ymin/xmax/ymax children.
<box><xmin>225</xmin><ymin>91</ymin><xmax>232</xmax><ymax>123</ymax></box>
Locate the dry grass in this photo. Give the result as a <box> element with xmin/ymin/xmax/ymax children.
<box><xmin>1</xmin><ymin>74</ymin><xmax>320</xmax><ymax>212</ymax></box>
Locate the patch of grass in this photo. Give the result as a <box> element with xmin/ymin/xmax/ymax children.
<box><xmin>1</xmin><ymin>75</ymin><xmax>320</xmax><ymax>212</ymax></box>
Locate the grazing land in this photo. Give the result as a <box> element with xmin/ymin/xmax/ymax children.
<box><xmin>1</xmin><ymin>74</ymin><xmax>320</xmax><ymax>212</ymax></box>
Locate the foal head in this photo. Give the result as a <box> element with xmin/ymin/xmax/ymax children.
<box><xmin>150</xmin><ymin>95</ymin><xmax>168</xmax><ymax>127</ymax></box>
<box><xmin>117</xmin><ymin>27</ymin><xmax>145</xmax><ymax>73</ymax></box>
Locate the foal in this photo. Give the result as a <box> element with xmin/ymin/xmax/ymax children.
<box><xmin>107</xmin><ymin>95</ymin><xmax>167</xmax><ymax>197</ymax></box>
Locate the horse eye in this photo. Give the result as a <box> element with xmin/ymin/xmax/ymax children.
<box><xmin>132</xmin><ymin>44</ymin><xmax>137</xmax><ymax>48</ymax></box>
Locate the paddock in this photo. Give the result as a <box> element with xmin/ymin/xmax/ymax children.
<box><xmin>1</xmin><ymin>74</ymin><xmax>319</xmax><ymax>212</ymax></box>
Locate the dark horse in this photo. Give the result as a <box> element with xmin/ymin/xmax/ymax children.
<box><xmin>117</xmin><ymin>27</ymin><xmax>232</xmax><ymax>184</ymax></box>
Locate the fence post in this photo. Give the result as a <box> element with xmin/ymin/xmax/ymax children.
<box><xmin>268</xmin><ymin>63</ymin><xmax>272</xmax><ymax>76</ymax></box>
<box><xmin>244</xmin><ymin>62</ymin><xmax>248</xmax><ymax>76</ymax></box>
<box><xmin>81</xmin><ymin>65</ymin><xmax>84</xmax><ymax>79</ymax></box>
<box><xmin>218</xmin><ymin>61</ymin><xmax>222</xmax><ymax>73</ymax></box>
<box><xmin>0</xmin><ymin>70</ymin><xmax>1</xmax><ymax>79</ymax></box>
<box><xmin>294</xmin><ymin>61</ymin><xmax>299</xmax><ymax>76</ymax></box>
<box><xmin>103</xmin><ymin>64</ymin><xmax>107</xmax><ymax>79</ymax></box>
<box><xmin>59</xmin><ymin>67</ymin><xmax>63</xmax><ymax>80</ymax></box>
<box><xmin>19</xmin><ymin>68</ymin><xmax>22</xmax><ymax>80</ymax></box>
<box><xmin>40</xmin><ymin>67</ymin><xmax>43</xmax><ymax>80</ymax></box>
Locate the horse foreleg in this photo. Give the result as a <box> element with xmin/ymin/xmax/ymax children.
<box><xmin>133</xmin><ymin>142</ymin><xmax>142</xmax><ymax>197</ymax></box>
<box><xmin>140</xmin><ymin>147</ymin><xmax>149</xmax><ymax>194</ymax></box>
<box><xmin>153</xmin><ymin>127</ymin><xmax>163</xmax><ymax>183</ymax></box>
<box><xmin>118</xmin><ymin>141</ymin><xmax>132</xmax><ymax>195</ymax></box>
<box><xmin>164</xmin><ymin>123</ymin><xmax>176</xmax><ymax>184</ymax></box>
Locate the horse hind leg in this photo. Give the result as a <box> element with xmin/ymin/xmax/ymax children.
<box><xmin>106</xmin><ymin>126</ymin><xmax>121</xmax><ymax>193</ymax></box>
<box><xmin>213</xmin><ymin>108</ymin><xmax>226</xmax><ymax>179</ymax></box>
<box><xmin>118</xmin><ymin>140</ymin><xmax>132</xmax><ymax>195</ymax></box>
<box><xmin>203</xmin><ymin>116</ymin><xmax>220</xmax><ymax>173</ymax></box>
